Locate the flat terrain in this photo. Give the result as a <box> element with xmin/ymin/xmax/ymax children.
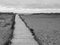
<box><xmin>21</xmin><ymin>15</ymin><xmax>60</xmax><ymax>30</ymax></box>
<box><xmin>0</xmin><ymin>13</ymin><xmax>15</xmax><ymax>45</ymax></box>
<box><xmin>21</xmin><ymin>14</ymin><xmax>60</xmax><ymax>45</ymax></box>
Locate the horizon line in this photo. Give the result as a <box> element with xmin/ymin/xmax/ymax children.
<box><xmin>0</xmin><ymin>6</ymin><xmax>60</xmax><ymax>13</ymax></box>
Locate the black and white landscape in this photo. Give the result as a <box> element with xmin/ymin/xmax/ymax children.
<box><xmin>0</xmin><ymin>13</ymin><xmax>15</xmax><ymax>45</ymax></box>
<box><xmin>0</xmin><ymin>12</ymin><xmax>60</xmax><ymax>45</ymax></box>
<box><xmin>19</xmin><ymin>13</ymin><xmax>60</xmax><ymax>45</ymax></box>
<box><xmin>0</xmin><ymin>0</ymin><xmax>60</xmax><ymax>45</ymax></box>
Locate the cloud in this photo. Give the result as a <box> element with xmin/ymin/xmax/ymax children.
<box><xmin>0</xmin><ymin>0</ymin><xmax>60</xmax><ymax>9</ymax></box>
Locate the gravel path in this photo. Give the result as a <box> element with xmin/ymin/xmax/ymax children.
<box><xmin>12</xmin><ymin>15</ymin><xmax>38</xmax><ymax>45</ymax></box>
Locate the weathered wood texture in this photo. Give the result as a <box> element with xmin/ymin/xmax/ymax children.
<box><xmin>0</xmin><ymin>13</ymin><xmax>15</xmax><ymax>45</ymax></box>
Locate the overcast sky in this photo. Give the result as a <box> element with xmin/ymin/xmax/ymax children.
<box><xmin>0</xmin><ymin>0</ymin><xmax>60</xmax><ymax>9</ymax></box>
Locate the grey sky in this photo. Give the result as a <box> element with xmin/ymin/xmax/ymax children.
<box><xmin>0</xmin><ymin>0</ymin><xmax>60</xmax><ymax>9</ymax></box>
